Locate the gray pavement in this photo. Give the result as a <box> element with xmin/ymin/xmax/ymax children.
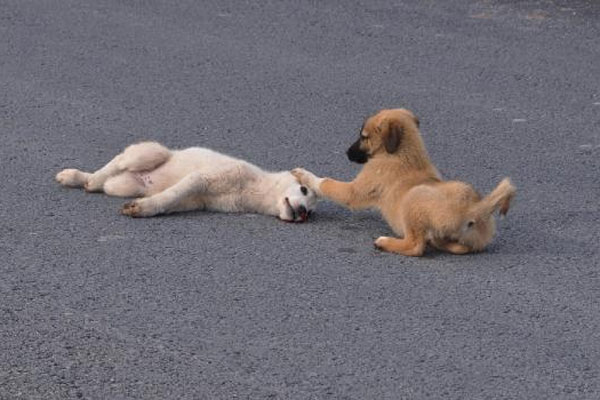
<box><xmin>1</xmin><ymin>0</ymin><xmax>599</xmax><ymax>399</ymax></box>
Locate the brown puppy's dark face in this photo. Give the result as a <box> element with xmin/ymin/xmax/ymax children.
<box><xmin>347</xmin><ymin>109</ymin><xmax>417</xmax><ymax>163</ymax></box>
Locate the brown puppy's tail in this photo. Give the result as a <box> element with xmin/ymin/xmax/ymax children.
<box><xmin>470</xmin><ymin>178</ymin><xmax>516</xmax><ymax>219</ymax></box>
<box><xmin>118</xmin><ymin>141</ymin><xmax>172</xmax><ymax>172</ymax></box>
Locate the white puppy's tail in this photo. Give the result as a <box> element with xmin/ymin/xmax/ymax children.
<box><xmin>118</xmin><ymin>141</ymin><xmax>172</xmax><ymax>172</ymax></box>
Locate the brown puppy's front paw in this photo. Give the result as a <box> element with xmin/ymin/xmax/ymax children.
<box><xmin>291</xmin><ymin>168</ymin><xmax>309</xmax><ymax>184</ymax></box>
<box><xmin>291</xmin><ymin>167</ymin><xmax>321</xmax><ymax>193</ymax></box>
<box><xmin>121</xmin><ymin>201</ymin><xmax>143</xmax><ymax>217</ymax></box>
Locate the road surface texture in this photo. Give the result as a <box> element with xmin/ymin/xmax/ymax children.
<box><xmin>1</xmin><ymin>0</ymin><xmax>599</xmax><ymax>399</ymax></box>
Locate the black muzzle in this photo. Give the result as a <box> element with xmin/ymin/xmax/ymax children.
<box><xmin>346</xmin><ymin>138</ymin><xmax>369</xmax><ymax>164</ymax></box>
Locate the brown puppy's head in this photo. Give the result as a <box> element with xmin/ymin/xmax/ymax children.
<box><xmin>346</xmin><ymin>108</ymin><xmax>421</xmax><ymax>164</ymax></box>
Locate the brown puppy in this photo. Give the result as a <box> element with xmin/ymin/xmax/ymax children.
<box><xmin>292</xmin><ymin>108</ymin><xmax>516</xmax><ymax>256</ymax></box>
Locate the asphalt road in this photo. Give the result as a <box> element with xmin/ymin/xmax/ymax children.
<box><xmin>1</xmin><ymin>0</ymin><xmax>599</xmax><ymax>399</ymax></box>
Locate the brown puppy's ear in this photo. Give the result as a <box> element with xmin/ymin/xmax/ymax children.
<box><xmin>383</xmin><ymin>120</ymin><xmax>403</xmax><ymax>153</ymax></box>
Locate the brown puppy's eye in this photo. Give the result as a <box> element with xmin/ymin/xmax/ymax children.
<box><xmin>300</xmin><ymin>186</ymin><xmax>308</xmax><ymax>195</ymax></box>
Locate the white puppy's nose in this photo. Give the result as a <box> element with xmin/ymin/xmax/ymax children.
<box><xmin>297</xmin><ymin>205</ymin><xmax>308</xmax><ymax>221</ymax></box>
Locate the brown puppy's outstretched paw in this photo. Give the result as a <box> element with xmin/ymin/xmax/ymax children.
<box><xmin>121</xmin><ymin>201</ymin><xmax>142</xmax><ymax>217</ymax></box>
<box><xmin>291</xmin><ymin>168</ymin><xmax>309</xmax><ymax>184</ymax></box>
<box><xmin>291</xmin><ymin>167</ymin><xmax>322</xmax><ymax>193</ymax></box>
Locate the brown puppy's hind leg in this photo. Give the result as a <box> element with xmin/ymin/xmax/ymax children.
<box><xmin>437</xmin><ymin>241</ymin><xmax>472</xmax><ymax>255</ymax></box>
<box><xmin>374</xmin><ymin>232</ymin><xmax>426</xmax><ymax>257</ymax></box>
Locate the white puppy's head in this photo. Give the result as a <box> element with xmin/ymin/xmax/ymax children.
<box><xmin>278</xmin><ymin>181</ymin><xmax>317</xmax><ymax>223</ymax></box>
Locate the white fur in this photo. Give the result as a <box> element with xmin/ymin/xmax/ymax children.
<box><xmin>56</xmin><ymin>142</ymin><xmax>317</xmax><ymax>222</ymax></box>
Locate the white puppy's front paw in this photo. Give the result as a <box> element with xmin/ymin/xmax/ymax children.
<box><xmin>121</xmin><ymin>199</ymin><xmax>155</xmax><ymax>217</ymax></box>
<box><xmin>291</xmin><ymin>168</ymin><xmax>322</xmax><ymax>192</ymax></box>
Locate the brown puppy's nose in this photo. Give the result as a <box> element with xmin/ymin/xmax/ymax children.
<box><xmin>346</xmin><ymin>139</ymin><xmax>368</xmax><ymax>164</ymax></box>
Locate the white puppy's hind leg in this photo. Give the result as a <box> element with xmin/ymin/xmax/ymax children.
<box><xmin>85</xmin><ymin>142</ymin><xmax>170</xmax><ymax>192</ymax></box>
<box><xmin>83</xmin><ymin>154</ymin><xmax>126</xmax><ymax>192</ymax></box>
<box><xmin>121</xmin><ymin>169</ymin><xmax>241</xmax><ymax>217</ymax></box>
<box><xmin>121</xmin><ymin>171</ymin><xmax>206</xmax><ymax>217</ymax></box>
<box><xmin>56</xmin><ymin>169</ymin><xmax>92</xmax><ymax>188</ymax></box>
<box><xmin>56</xmin><ymin>154</ymin><xmax>129</xmax><ymax>193</ymax></box>
<box><xmin>56</xmin><ymin>142</ymin><xmax>171</xmax><ymax>193</ymax></box>
<box><xmin>103</xmin><ymin>173</ymin><xmax>145</xmax><ymax>198</ymax></box>
<box><xmin>118</xmin><ymin>142</ymin><xmax>171</xmax><ymax>172</ymax></box>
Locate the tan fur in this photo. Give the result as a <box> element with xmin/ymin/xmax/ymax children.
<box><xmin>292</xmin><ymin>108</ymin><xmax>516</xmax><ymax>256</ymax></box>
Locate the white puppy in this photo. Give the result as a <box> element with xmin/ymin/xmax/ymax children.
<box><xmin>56</xmin><ymin>142</ymin><xmax>317</xmax><ymax>222</ymax></box>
